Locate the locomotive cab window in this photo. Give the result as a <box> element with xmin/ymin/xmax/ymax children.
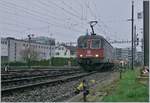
<box><xmin>91</xmin><ymin>39</ymin><xmax>101</xmax><ymax>48</ymax></box>
<box><xmin>78</xmin><ymin>39</ymin><xmax>88</xmax><ymax>48</ymax></box>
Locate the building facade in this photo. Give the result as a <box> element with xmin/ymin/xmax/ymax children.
<box><xmin>1</xmin><ymin>38</ymin><xmax>8</xmax><ymax>62</ymax></box>
<box><xmin>54</xmin><ymin>44</ymin><xmax>76</xmax><ymax>58</ymax></box>
<box><xmin>1</xmin><ymin>37</ymin><xmax>55</xmax><ymax>62</ymax></box>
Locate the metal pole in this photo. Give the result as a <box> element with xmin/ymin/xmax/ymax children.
<box><xmin>28</xmin><ymin>35</ymin><xmax>31</xmax><ymax>69</ymax></box>
<box><xmin>131</xmin><ymin>1</ymin><xmax>134</xmax><ymax>70</ymax></box>
<box><xmin>143</xmin><ymin>1</ymin><xmax>149</xmax><ymax>67</ymax></box>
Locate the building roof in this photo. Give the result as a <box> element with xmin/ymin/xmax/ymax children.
<box><xmin>2</xmin><ymin>37</ymin><xmax>55</xmax><ymax>46</ymax></box>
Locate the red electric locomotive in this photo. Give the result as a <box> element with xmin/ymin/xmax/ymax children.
<box><xmin>77</xmin><ymin>21</ymin><xmax>114</xmax><ymax>71</ymax></box>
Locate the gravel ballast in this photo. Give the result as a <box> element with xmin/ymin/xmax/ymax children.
<box><xmin>2</xmin><ymin>71</ymin><xmax>118</xmax><ymax>102</ymax></box>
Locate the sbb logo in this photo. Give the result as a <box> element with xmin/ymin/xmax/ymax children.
<box><xmin>87</xmin><ymin>50</ymin><xmax>91</xmax><ymax>54</ymax></box>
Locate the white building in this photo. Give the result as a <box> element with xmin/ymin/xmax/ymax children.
<box><xmin>54</xmin><ymin>44</ymin><xmax>76</xmax><ymax>58</ymax></box>
<box><xmin>1</xmin><ymin>37</ymin><xmax>55</xmax><ymax>62</ymax></box>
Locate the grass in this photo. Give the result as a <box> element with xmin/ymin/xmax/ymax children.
<box><xmin>102</xmin><ymin>69</ymin><xmax>149</xmax><ymax>102</ymax></box>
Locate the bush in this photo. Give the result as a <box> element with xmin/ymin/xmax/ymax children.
<box><xmin>1</xmin><ymin>58</ymin><xmax>78</xmax><ymax>67</ymax></box>
<box><xmin>3</xmin><ymin>61</ymin><xmax>27</xmax><ymax>66</ymax></box>
<box><xmin>51</xmin><ymin>57</ymin><xmax>78</xmax><ymax>66</ymax></box>
<box><xmin>30</xmin><ymin>60</ymin><xmax>50</xmax><ymax>66</ymax></box>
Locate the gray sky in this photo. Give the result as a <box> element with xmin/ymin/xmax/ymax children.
<box><xmin>0</xmin><ymin>0</ymin><xmax>143</xmax><ymax>49</ymax></box>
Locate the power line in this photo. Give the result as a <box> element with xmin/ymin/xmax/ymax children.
<box><xmin>85</xmin><ymin>0</ymin><xmax>97</xmax><ymax>20</ymax></box>
<box><xmin>1</xmin><ymin>27</ymin><xmax>27</xmax><ymax>33</ymax></box>
<box><xmin>85</xmin><ymin>0</ymin><xmax>123</xmax><ymax>40</ymax></box>
<box><xmin>46</xmin><ymin>0</ymin><xmax>81</xmax><ymax>20</ymax></box>
<box><xmin>83</xmin><ymin>0</ymin><xmax>127</xmax><ymax>42</ymax></box>
<box><xmin>1</xmin><ymin>22</ymin><xmax>49</xmax><ymax>31</ymax></box>
<box><xmin>45</xmin><ymin>0</ymin><xmax>89</xmax><ymax>27</ymax></box>
<box><xmin>61</xmin><ymin>0</ymin><xmax>81</xmax><ymax>16</ymax></box>
<box><xmin>31</xmin><ymin>0</ymin><xmax>87</xmax><ymax>29</ymax></box>
<box><xmin>0</xmin><ymin>0</ymin><xmax>68</xmax><ymax>26</ymax></box>
<box><xmin>0</xmin><ymin>1</ymin><xmax>83</xmax><ymax>33</ymax></box>
<box><xmin>33</xmin><ymin>0</ymin><xmax>74</xmax><ymax>22</ymax></box>
<box><xmin>0</xmin><ymin>0</ymin><xmax>85</xmax><ymax>31</ymax></box>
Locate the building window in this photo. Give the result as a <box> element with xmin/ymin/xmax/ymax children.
<box><xmin>56</xmin><ymin>52</ymin><xmax>59</xmax><ymax>55</ymax></box>
<box><xmin>64</xmin><ymin>52</ymin><xmax>67</xmax><ymax>55</ymax></box>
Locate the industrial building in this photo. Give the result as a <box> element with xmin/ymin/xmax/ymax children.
<box><xmin>1</xmin><ymin>37</ymin><xmax>55</xmax><ymax>62</ymax></box>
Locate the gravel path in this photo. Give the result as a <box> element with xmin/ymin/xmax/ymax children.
<box><xmin>2</xmin><ymin>71</ymin><xmax>118</xmax><ymax>102</ymax></box>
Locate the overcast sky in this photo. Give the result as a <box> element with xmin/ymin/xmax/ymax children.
<box><xmin>0</xmin><ymin>0</ymin><xmax>143</xmax><ymax>50</ymax></box>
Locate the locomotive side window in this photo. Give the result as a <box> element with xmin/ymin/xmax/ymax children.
<box><xmin>91</xmin><ymin>39</ymin><xmax>101</xmax><ymax>48</ymax></box>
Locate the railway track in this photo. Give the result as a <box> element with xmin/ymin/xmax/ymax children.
<box><xmin>2</xmin><ymin>71</ymin><xmax>79</xmax><ymax>83</ymax></box>
<box><xmin>2</xmin><ymin>71</ymin><xmax>58</xmax><ymax>80</ymax></box>
<box><xmin>2</xmin><ymin>69</ymin><xmax>81</xmax><ymax>80</ymax></box>
<box><xmin>1</xmin><ymin>71</ymin><xmax>81</xmax><ymax>89</ymax></box>
<box><xmin>2</xmin><ymin>71</ymin><xmax>95</xmax><ymax>96</ymax></box>
<box><xmin>2</xmin><ymin>71</ymin><xmax>118</xmax><ymax>102</ymax></box>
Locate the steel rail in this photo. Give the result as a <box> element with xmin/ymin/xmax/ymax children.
<box><xmin>2</xmin><ymin>72</ymin><xmax>95</xmax><ymax>96</ymax></box>
<box><xmin>1</xmin><ymin>71</ymin><xmax>81</xmax><ymax>84</ymax></box>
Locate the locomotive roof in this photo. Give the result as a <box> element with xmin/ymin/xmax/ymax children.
<box><xmin>78</xmin><ymin>34</ymin><xmax>104</xmax><ymax>40</ymax></box>
<box><xmin>78</xmin><ymin>34</ymin><xmax>113</xmax><ymax>48</ymax></box>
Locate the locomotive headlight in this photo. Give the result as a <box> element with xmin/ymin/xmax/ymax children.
<box><xmin>95</xmin><ymin>54</ymin><xmax>99</xmax><ymax>57</ymax></box>
<box><xmin>80</xmin><ymin>54</ymin><xmax>83</xmax><ymax>57</ymax></box>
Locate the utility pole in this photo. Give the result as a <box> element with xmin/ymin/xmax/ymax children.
<box><xmin>143</xmin><ymin>1</ymin><xmax>149</xmax><ymax>67</ymax></box>
<box><xmin>131</xmin><ymin>1</ymin><xmax>134</xmax><ymax>70</ymax></box>
<box><xmin>27</xmin><ymin>34</ymin><xmax>34</xmax><ymax>69</ymax></box>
